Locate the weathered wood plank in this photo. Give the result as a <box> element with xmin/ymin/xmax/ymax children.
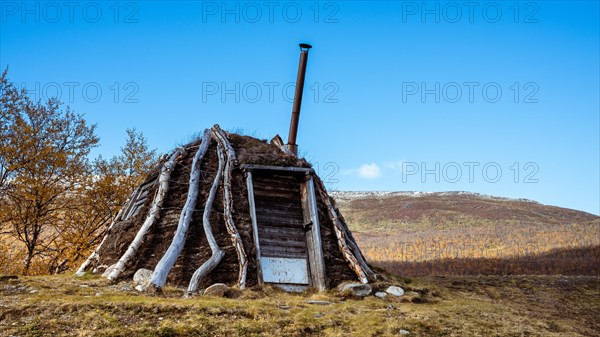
<box><xmin>260</xmin><ymin>244</ymin><xmax>307</xmax><ymax>254</ymax></box>
<box><xmin>259</xmin><ymin>237</ymin><xmax>308</xmax><ymax>249</ymax></box>
<box><xmin>254</xmin><ymin>181</ymin><xmax>301</xmax><ymax>189</ymax></box>
<box><xmin>255</xmin><ymin>207</ymin><xmax>305</xmax><ymax>219</ymax></box>
<box><xmin>257</xmin><ymin>229</ymin><xmax>306</xmax><ymax>241</ymax></box>
<box><xmin>305</xmin><ymin>176</ymin><xmax>327</xmax><ymax>291</ymax></box>
<box><xmin>254</xmin><ymin>191</ymin><xmax>302</xmax><ymax>201</ymax></box>
<box><xmin>255</xmin><ymin>221</ymin><xmax>304</xmax><ymax>230</ymax></box>
<box><xmin>254</xmin><ymin>190</ymin><xmax>302</xmax><ymax>200</ymax></box>
<box><xmin>255</xmin><ymin>201</ymin><xmax>303</xmax><ymax>212</ymax></box>
<box><xmin>253</xmin><ymin>183</ymin><xmax>302</xmax><ymax>193</ymax></box>
<box><xmin>254</xmin><ymin>195</ymin><xmax>303</xmax><ymax>205</ymax></box>
<box><xmin>253</xmin><ymin>175</ymin><xmax>302</xmax><ymax>184</ymax></box>
<box><xmin>245</xmin><ymin>171</ymin><xmax>263</xmax><ymax>285</ymax></box>
<box><xmin>242</xmin><ymin>164</ymin><xmax>314</xmax><ymax>174</ymax></box>
<box><xmin>300</xmin><ymin>181</ymin><xmax>316</xmax><ymax>287</ymax></box>
<box><xmin>258</xmin><ymin>218</ymin><xmax>303</xmax><ymax>225</ymax></box>
<box><xmin>261</xmin><ymin>247</ymin><xmax>308</xmax><ymax>259</ymax></box>
<box><xmin>120</xmin><ymin>185</ymin><xmax>142</xmax><ymax>221</ymax></box>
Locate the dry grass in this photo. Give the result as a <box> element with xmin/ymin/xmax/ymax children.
<box><xmin>1</xmin><ymin>274</ymin><xmax>599</xmax><ymax>337</ymax></box>
<box><xmin>335</xmin><ymin>194</ymin><xmax>600</xmax><ymax>276</ymax></box>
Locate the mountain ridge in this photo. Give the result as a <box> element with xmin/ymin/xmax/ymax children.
<box><xmin>330</xmin><ymin>190</ymin><xmax>599</xmax><ymax>276</ymax></box>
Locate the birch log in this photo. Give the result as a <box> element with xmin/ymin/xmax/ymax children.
<box><xmin>338</xmin><ymin>209</ymin><xmax>377</xmax><ymax>279</ymax></box>
<box><xmin>211</xmin><ymin>125</ymin><xmax>238</xmax><ymax>164</ymax></box>
<box><xmin>312</xmin><ymin>175</ymin><xmax>374</xmax><ymax>283</ymax></box>
<box><xmin>147</xmin><ymin>130</ymin><xmax>212</xmax><ymax>290</ymax></box>
<box><xmin>106</xmin><ymin>147</ymin><xmax>185</xmax><ymax>281</ymax></box>
<box><xmin>75</xmin><ymin>206</ymin><xmax>126</xmax><ymax>276</ymax></box>
<box><xmin>212</xmin><ymin>126</ymin><xmax>248</xmax><ymax>289</ymax></box>
<box><xmin>186</xmin><ymin>144</ymin><xmax>226</xmax><ymax>294</ymax></box>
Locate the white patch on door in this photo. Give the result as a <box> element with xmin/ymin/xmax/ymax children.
<box><xmin>260</xmin><ymin>257</ymin><xmax>309</xmax><ymax>284</ymax></box>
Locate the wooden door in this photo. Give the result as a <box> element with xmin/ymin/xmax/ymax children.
<box><xmin>252</xmin><ymin>172</ymin><xmax>310</xmax><ymax>285</ymax></box>
<box><xmin>245</xmin><ymin>165</ymin><xmax>326</xmax><ymax>291</ymax></box>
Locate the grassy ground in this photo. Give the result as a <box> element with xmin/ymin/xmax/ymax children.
<box><xmin>1</xmin><ymin>274</ymin><xmax>598</xmax><ymax>337</ymax></box>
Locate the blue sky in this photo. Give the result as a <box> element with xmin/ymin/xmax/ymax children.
<box><xmin>1</xmin><ymin>1</ymin><xmax>599</xmax><ymax>214</ymax></box>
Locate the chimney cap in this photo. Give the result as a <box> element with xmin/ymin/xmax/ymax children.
<box><xmin>299</xmin><ymin>43</ymin><xmax>312</xmax><ymax>51</ymax></box>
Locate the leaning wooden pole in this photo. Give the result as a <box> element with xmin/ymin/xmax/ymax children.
<box><xmin>212</xmin><ymin>125</ymin><xmax>248</xmax><ymax>289</ymax></box>
<box><xmin>312</xmin><ymin>175</ymin><xmax>374</xmax><ymax>283</ymax></box>
<box><xmin>186</xmin><ymin>144</ymin><xmax>226</xmax><ymax>294</ymax></box>
<box><xmin>75</xmin><ymin>205</ymin><xmax>127</xmax><ymax>276</ymax></box>
<box><xmin>105</xmin><ymin>147</ymin><xmax>186</xmax><ymax>281</ymax></box>
<box><xmin>147</xmin><ymin>130</ymin><xmax>212</xmax><ymax>291</ymax></box>
<box><xmin>337</xmin><ymin>208</ymin><xmax>376</xmax><ymax>278</ymax></box>
<box><xmin>211</xmin><ymin>125</ymin><xmax>238</xmax><ymax>164</ymax></box>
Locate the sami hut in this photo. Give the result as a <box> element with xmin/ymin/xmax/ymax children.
<box><xmin>76</xmin><ymin>126</ymin><xmax>376</xmax><ymax>293</ymax></box>
<box><xmin>76</xmin><ymin>44</ymin><xmax>377</xmax><ymax>293</ymax></box>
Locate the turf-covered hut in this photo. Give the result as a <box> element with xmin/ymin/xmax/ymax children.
<box><xmin>76</xmin><ymin>125</ymin><xmax>376</xmax><ymax>293</ymax></box>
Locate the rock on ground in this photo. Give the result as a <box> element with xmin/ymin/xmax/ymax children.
<box><xmin>386</xmin><ymin>285</ymin><xmax>404</xmax><ymax>297</ymax></box>
<box><xmin>375</xmin><ymin>291</ymin><xmax>387</xmax><ymax>299</ymax></box>
<box><xmin>101</xmin><ymin>264</ymin><xmax>116</xmax><ymax>278</ymax></box>
<box><xmin>203</xmin><ymin>283</ymin><xmax>228</xmax><ymax>297</ymax></box>
<box><xmin>133</xmin><ymin>268</ymin><xmax>153</xmax><ymax>286</ymax></box>
<box><xmin>338</xmin><ymin>282</ymin><xmax>373</xmax><ymax>297</ymax></box>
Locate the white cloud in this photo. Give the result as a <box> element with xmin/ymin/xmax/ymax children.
<box><xmin>358</xmin><ymin>163</ymin><xmax>382</xmax><ymax>179</ymax></box>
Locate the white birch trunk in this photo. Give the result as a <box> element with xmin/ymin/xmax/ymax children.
<box><xmin>186</xmin><ymin>144</ymin><xmax>225</xmax><ymax>294</ymax></box>
<box><xmin>105</xmin><ymin>147</ymin><xmax>185</xmax><ymax>281</ymax></box>
<box><xmin>212</xmin><ymin>126</ymin><xmax>248</xmax><ymax>289</ymax></box>
<box><xmin>147</xmin><ymin>130</ymin><xmax>212</xmax><ymax>290</ymax></box>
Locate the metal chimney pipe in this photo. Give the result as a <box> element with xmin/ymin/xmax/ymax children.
<box><xmin>287</xmin><ymin>43</ymin><xmax>312</xmax><ymax>156</ymax></box>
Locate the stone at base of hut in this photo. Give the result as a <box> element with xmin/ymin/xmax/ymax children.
<box><xmin>133</xmin><ymin>268</ymin><xmax>153</xmax><ymax>286</ymax></box>
<box><xmin>385</xmin><ymin>286</ymin><xmax>404</xmax><ymax>297</ymax></box>
<box><xmin>375</xmin><ymin>291</ymin><xmax>387</xmax><ymax>299</ymax></box>
<box><xmin>338</xmin><ymin>282</ymin><xmax>373</xmax><ymax>297</ymax></box>
<box><xmin>203</xmin><ymin>283</ymin><xmax>228</xmax><ymax>297</ymax></box>
<box><xmin>102</xmin><ymin>264</ymin><xmax>116</xmax><ymax>278</ymax></box>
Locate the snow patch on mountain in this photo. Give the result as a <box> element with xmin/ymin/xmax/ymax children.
<box><xmin>329</xmin><ymin>191</ymin><xmax>539</xmax><ymax>204</ymax></box>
